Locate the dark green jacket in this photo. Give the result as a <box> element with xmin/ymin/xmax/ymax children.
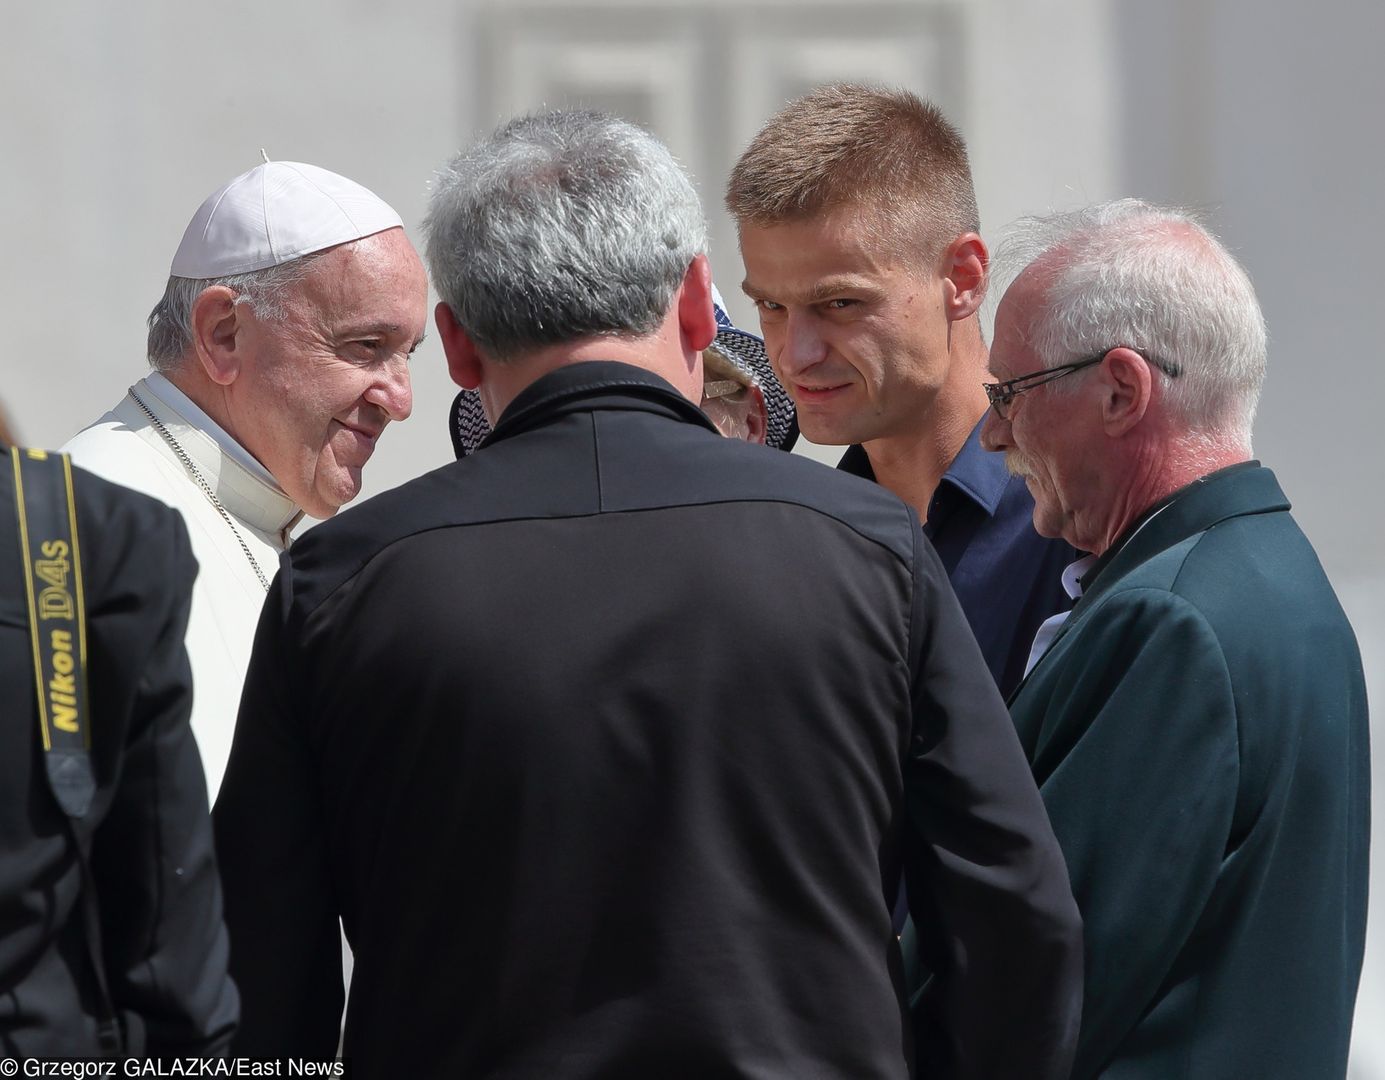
<box><xmin>1012</xmin><ymin>463</ymin><xmax>1369</xmax><ymax>1079</ymax></box>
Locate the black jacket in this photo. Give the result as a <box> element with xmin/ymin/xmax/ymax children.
<box><xmin>215</xmin><ymin>362</ymin><xmax>1081</xmax><ymax>1078</ymax></box>
<box><xmin>0</xmin><ymin>448</ymin><xmax>237</xmax><ymax>1056</ymax></box>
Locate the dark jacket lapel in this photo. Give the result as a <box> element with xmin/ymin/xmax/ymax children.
<box><xmin>1074</xmin><ymin>463</ymin><xmax>1289</xmax><ymax>617</ymax></box>
<box><xmin>1009</xmin><ymin>463</ymin><xmax>1290</xmax><ymax>704</ymax></box>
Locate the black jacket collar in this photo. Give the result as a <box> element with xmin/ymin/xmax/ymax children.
<box><xmin>479</xmin><ymin>361</ymin><xmax>718</xmax><ymax>452</ymax></box>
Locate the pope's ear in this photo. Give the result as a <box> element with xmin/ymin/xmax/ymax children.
<box><xmin>941</xmin><ymin>233</ymin><xmax>988</xmax><ymax>323</ymax></box>
<box><xmin>436</xmin><ymin>302</ymin><xmax>482</xmax><ymax>390</ymax></box>
<box><xmin>188</xmin><ymin>286</ymin><xmax>244</xmax><ymax>386</ymax></box>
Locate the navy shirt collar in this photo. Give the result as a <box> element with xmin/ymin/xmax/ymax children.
<box><xmin>837</xmin><ymin>415</ymin><xmax>1007</xmax><ymax>517</ymax></box>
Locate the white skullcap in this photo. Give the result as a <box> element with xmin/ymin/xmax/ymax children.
<box><xmin>169</xmin><ymin>160</ymin><xmax>405</xmax><ymax>279</ymax></box>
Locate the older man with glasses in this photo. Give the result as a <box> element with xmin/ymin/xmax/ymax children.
<box><xmin>981</xmin><ymin>198</ymin><xmax>1369</xmax><ymax>1079</ymax></box>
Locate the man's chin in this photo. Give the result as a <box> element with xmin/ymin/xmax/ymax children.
<box><xmin>303</xmin><ymin>470</ymin><xmax>364</xmax><ymax>520</ymax></box>
<box><xmin>793</xmin><ymin>414</ymin><xmax>854</xmax><ymax>447</ymax></box>
<box><xmin>1028</xmin><ymin>498</ymin><xmax>1068</xmax><ymax>543</ymax></box>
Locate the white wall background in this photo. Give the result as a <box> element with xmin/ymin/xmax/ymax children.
<box><xmin>2</xmin><ymin>0</ymin><xmax>1379</xmax><ymax>1070</ymax></box>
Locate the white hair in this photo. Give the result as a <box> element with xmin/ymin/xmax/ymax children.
<box><xmin>423</xmin><ymin>109</ymin><xmax>708</xmax><ymax>362</ymax></box>
<box><xmin>994</xmin><ymin>199</ymin><xmax>1267</xmax><ymax>442</ymax></box>
<box><xmin>145</xmin><ymin>255</ymin><xmax>323</xmax><ymax>372</ymax></box>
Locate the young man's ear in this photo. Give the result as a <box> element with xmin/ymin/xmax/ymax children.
<box><xmin>941</xmin><ymin>232</ymin><xmax>989</xmax><ymax>323</ymax></box>
<box><xmin>189</xmin><ymin>286</ymin><xmax>244</xmax><ymax>386</ymax></box>
<box><xmin>678</xmin><ymin>254</ymin><xmax>718</xmax><ymax>353</ymax></box>
<box><xmin>1099</xmin><ymin>347</ymin><xmax>1153</xmax><ymax>435</ymax></box>
<box><xmin>435</xmin><ymin>302</ymin><xmax>482</xmax><ymax>390</ymax></box>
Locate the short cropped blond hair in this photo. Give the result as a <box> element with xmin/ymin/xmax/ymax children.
<box><xmin>726</xmin><ymin>83</ymin><xmax>979</xmax><ymax>258</ymax></box>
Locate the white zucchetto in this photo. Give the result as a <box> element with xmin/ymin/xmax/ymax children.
<box><xmin>169</xmin><ymin>160</ymin><xmax>404</xmax><ymax>279</ymax></box>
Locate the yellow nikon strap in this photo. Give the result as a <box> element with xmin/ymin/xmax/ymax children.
<box><xmin>12</xmin><ymin>448</ymin><xmax>94</xmax><ymax>818</ymax></box>
<box><xmin>12</xmin><ymin>448</ymin><xmax>122</xmax><ymax>1053</ymax></box>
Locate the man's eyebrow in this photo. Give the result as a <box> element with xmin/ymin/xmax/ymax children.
<box><xmin>337</xmin><ymin>322</ymin><xmax>426</xmax><ymax>347</ymax></box>
<box><xmin>741</xmin><ymin>277</ymin><xmax>881</xmax><ymax>303</ymax></box>
<box><xmin>339</xmin><ymin>321</ymin><xmax>402</xmax><ymax>337</ymax></box>
<box><xmin>804</xmin><ymin>277</ymin><xmax>880</xmax><ymax>302</ymax></box>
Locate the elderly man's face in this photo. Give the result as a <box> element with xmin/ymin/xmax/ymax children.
<box><xmin>980</xmin><ymin>271</ymin><xmax>1106</xmax><ymax>550</ymax></box>
<box><xmin>229</xmin><ymin>228</ymin><xmax>428</xmax><ymax>519</ymax></box>
<box><xmin>739</xmin><ymin>207</ymin><xmax>951</xmax><ymax>447</ymax></box>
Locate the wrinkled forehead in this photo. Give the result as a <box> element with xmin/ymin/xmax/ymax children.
<box><xmin>308</xmin><ymin>227</ymin><xmax>421</xmax><ymax>282</ymax></box>
<box><xmin>287</xmin><ymin>228</ymin><xmax>428</xmax><ymax>320</ymax></box>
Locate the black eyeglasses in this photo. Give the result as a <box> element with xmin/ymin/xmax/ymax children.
<box><xmin>983</xmin><ymin>348</ymin><xmax>1180</xmax><ymax>420</ymax></box>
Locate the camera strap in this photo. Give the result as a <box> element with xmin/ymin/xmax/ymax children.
<box><xmin>11</xmin><ymin>448</ymin><xmax>123</xmax><ymax>1054</ymax></box>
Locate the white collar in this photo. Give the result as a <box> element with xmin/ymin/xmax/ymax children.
<box><xmin>1022</xmin><ymin>553</ymin><xmax>1097</xmax><ymax>680</ymax></box>
<box><xmin>1060</xmin><ymin>554</ymin><xmax>1098</xmax><ymax>601</ymax></box>
<box><xmin>1021</xmin><ymin>503</ymin><xmax>1178</xmax><ymax>681</ymax></box>
<box><xmin>135</xmin><ymin>373</ymin><xmax>302</xmax><ymax>537</ymax></box>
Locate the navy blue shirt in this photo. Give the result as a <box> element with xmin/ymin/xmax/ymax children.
<box><xmin>839</xmin><ymin>418</ymin><xmax>1079</xmax><ymax>698</ymax></box>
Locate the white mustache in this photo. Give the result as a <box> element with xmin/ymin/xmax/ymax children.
<box><xmin>1004</xmin><ymin>453</ymin><xmax>1035</xmax><ymax>479</ymax></box>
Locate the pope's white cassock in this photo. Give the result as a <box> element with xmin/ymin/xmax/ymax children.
<box><xmin>63</xmin><ymin>371</ymin><xmax>299</xmax><ymax>798</ymax></box>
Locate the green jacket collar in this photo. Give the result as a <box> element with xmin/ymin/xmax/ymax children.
<box><xmin>1073</xmin><ymin>461</ymin><xmax>1290</xmax><ymax>618</ymax></box>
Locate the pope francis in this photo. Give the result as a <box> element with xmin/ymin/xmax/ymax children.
<box><xmin>63</xmin><ymin>160</ymin><xmax>429</xmax><ymax>797</ymax></box>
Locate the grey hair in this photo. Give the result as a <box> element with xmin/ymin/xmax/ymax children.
<box><xmin>423</xmin><ymin>109</ymin><xmax>708</xmax><ymax>362</ymax></box>
<box><xmin>145</xmin><ymin>254</ymin><xmax>323</xmax><ymax>372</ymax></box>
<box><xmin>994</xmin><ymin>199</ymin><xmax>1267</xmax><ymax>442</ymax></box>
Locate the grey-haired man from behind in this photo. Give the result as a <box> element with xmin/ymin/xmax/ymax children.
<box><xmin>62</xmin><ymin>161</ymin><xmax>428</xmax><ymax>799</ymax></box>
<box><xmin>213</xmin><ymin>110</ymin><xmax>1082</xmax><ymax>1077</ymax></box>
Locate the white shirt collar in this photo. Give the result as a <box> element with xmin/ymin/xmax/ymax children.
<box><xmin>1059</xmin><ymin>554</ymin><xmax>1097</xmax><ymax>602</ymax></box>
<box><xmin>1023</xmin><ymin>553</ymin><xmax>1098</xmax><ymax>679</ymax></box>
<box><xmin>1020</xmin><ymin>500</ymin><xmax>1179</xmax><ymax>681</ymax></box>
<box><xmin>136</xmin><ymin>373</ymin><xmax>302</xmax><ymax>537</ymax></box>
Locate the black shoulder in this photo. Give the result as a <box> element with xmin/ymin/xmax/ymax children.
<box><xmin>280</xmin><ymin>458</ymin><xmax>467</xmax><ymax>615</ymax></box>
<box><xmin>281</xmin><ymin>432</ymin><xmax>920</xmax><ymax>617</ymax></box>
<box><xmin>614</xmin><ymin>431</ymin><xmax>921</xmax><ymax>566</ymax></box>
<box><xmin>0</xmin><ymin>450</ymin><xmax>193</xmax><ymax>591</ymax></box>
